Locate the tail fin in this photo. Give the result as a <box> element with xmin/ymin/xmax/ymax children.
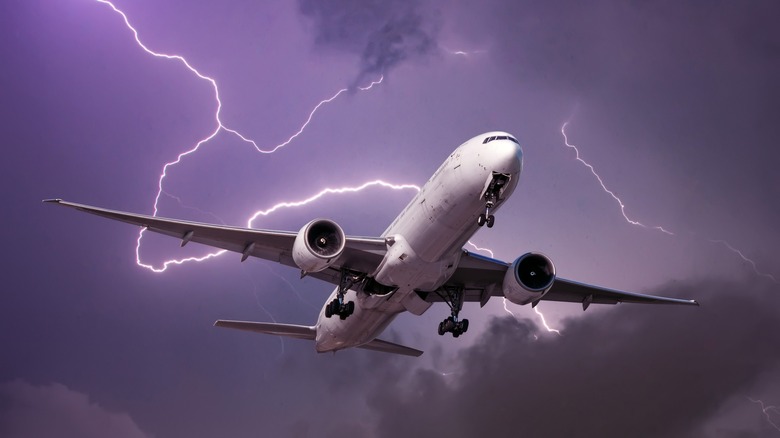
<box><xmin>214</xmin><ymin>320</ymin><xmax>423</xmax><ymax>357</ymax></box>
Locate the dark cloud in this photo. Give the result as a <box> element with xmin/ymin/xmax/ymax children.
<box><xmin>364</xmin><ymin>279</ymin><xmax>780</xmax><ymax>438</ymax></box>
<box><xmin>0</xmin><ymin>380</ymin><xmax>151</xmax><ymax>438</ymax></box>
<box><xmin>297</xmin><ymin>0</ymin><xmax>439</xmax><ymax>86</ymax></box>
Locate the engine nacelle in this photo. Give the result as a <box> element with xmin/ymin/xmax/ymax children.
<box><xmin>292</xmin><ymin>219</ymin><xmax>346</xmax><ymax>273</ymax></box>
<box><xmin>502</xmin><ymin>252</ymin><xmax>556</xmax><ymax>305</ymax></box>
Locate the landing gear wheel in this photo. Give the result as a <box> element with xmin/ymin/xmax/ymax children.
<box><xmin>486</xmin><ymin>215</ymin><xmax>495</xmax><ymax>228</ymax></box>
<box><xmin>346</xmin><ymin>301</ymin><xmax>355</xmax><ymax>315</ymax></box>
<box><xmin>325</xmin><ymin>304</ymin><xmax>333</xmax><ymax>318</ymax></box>
<box><xmin>477</xmin><ymin>214</ymin><xmax>486</xmax><ymax>227</ymax></box>
<box><xmin>435</xmin><ymin>287</ymin><xmax>469</xmax><ymax>337</ymax></box>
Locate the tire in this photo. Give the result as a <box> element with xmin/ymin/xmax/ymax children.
<box><xmin>325</xmin><ymin>304</ymin><xmax>332</xmax><ymax>318</ymax></box>
<box><xmin>477</xmin><ymin>214</ymin><xmax>486</xmax><ymax>226</ymax></box>
<box><xmin>486</xmin><ymin>215</ymin><xmax>495</xmax><ymax>228</ymax></box>
<box><xmin>438</xmin><ymin>321</ymin><xmax>445</xmax><ymax>336</ymax></box>
<box><xmin>346</xmin><ymin>301</ymin><xmax>355</xmax><ymax>315</ymax></box>
<box><xmin>461</xmin><ymin>319</ymin><xmax>469</xmax><ymax>333</ymax></box>
<box><xmin>453</xmin><ymin>331</ymin><xmax>460</xmax><ymax>338</ymax></box>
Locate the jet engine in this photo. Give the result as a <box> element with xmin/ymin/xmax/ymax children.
<box><xmin>502</xmin><ymin>252</ymin><xmax>556</xmax><ymax>305</ymax></box>
<box><xmin>292</xmin><ymin>219</ymin><xmax>346</xmax><ymax>273</ymax></box>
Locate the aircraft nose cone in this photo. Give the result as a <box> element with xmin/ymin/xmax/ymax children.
<box><xmin>492</xmin><ymin>139</ymin><xmax>523</xmax><ymax>174</ymax></box>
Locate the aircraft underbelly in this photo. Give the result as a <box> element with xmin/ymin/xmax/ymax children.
<box><xmin>315</xmin><ymin>137</ymin><xmax>522</xmax><ymax>353</ymax></box>
<box><xmin>315</xmin><ymin>287</ymin><xmax>402</xmax><ymax>352</ymax></box>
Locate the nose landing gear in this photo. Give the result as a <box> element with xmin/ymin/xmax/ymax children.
<box><xmin>478</xmin><ymin>173</ymin><xmax>509</xmax><ymax>228</ymax></box>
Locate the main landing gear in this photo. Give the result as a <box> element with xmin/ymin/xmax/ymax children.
<box><xmin>477</xmin><ymin>208</ymin><xmax>495</xmax><ymax>228</ymax></box>
<box><xmin>477</xmin><ymin>174</ymin><xmax>509</xmax><ymax>228</ymax></box>
<box><xmin>436</xmin><ymin>287</ymin><xmax>469</xmax><ymax>337</ymax></box>
<box><xmin>325</xmin><ymin>269</ymin><xmax>362</xmax><ymax>320</ymax></box>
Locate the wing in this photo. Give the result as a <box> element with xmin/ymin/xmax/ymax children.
<box><xmin>421</xmin><ymin>251</ymin><xmax>699</xmax><ymax>309</ymax></box>
<box><xmin>44</xmin><ymin>199</ymin><xmax>387</xmax><ymax>285</ymax></box>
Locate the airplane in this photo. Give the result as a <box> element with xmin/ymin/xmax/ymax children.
<box><xmin>45</xmin><ymin>131</ymin><xmax>698</xmax><ymax>357</ymax></box>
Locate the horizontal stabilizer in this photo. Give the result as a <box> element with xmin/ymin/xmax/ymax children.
<box><xmin>214</xmin><ymin>320</ymin><xmax>423</xmax><ymax>357</ymax></box>
<box><xmin>214</xmin><ymin>320</ymin><xmax>316</xmax><ymax>340</ymax></box>
<box><xmin>357</xmin><ymin>338</ymin><xmax>423</xmax><ymax>357</ymax></box>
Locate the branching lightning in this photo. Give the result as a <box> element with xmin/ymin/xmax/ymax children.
<box><xmin>502</xmin><ymin>297</ymin><xmax>561</xmax><ymax>336</ymax></box>
<box><xmin>141</xmin><ymin>181</ymin><xmax>420</xmax><ymax>273</ymax></box>
<box><xmin>93</xmin><ymin>0</ymin><xmax>560</xmax><ymax>334</ymax></box>
<box><xmin>93</xmin><ymin>0</ymin><xmax>384</xmax><ymax>272</ymax></box>
<box><xmin>748</xmin><ymin>398</ymin><xmax>780</xmax><ymax>432</ymax></box>
<box><xmin>562</xmin><ymin>120</ymin><xmax>778</xmax><ymax>285</ymax></box>
<box><xmin>533</xmin><ymin>306</ymin><xmax>561</xmax><ymax>335</ymax></box>
<box><xmin>246</xmin><ymin>181</ymin><xmax>419</xmax><ymax>226</ymax></box>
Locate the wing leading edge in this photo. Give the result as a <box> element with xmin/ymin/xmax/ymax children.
<box><xmin>44</xmin><ymin>199</ymin><xmax>387</xmax><ymax>286</ymax></box>
<box><xmin>430</xmin><ymin>251</ymin><xmax>699</xmax><ymax>308</ymax></box>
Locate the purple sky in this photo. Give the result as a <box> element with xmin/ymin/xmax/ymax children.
<box><xmin>2</xmin><ymin>0</ymin><xmax>780</xmax><ymax>436</ymax></box>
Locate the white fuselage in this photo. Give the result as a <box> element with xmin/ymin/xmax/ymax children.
<box><xmin>314</xmin><ymin>132</ymin><xmax>523</xmax><ymax>353</ymax></box>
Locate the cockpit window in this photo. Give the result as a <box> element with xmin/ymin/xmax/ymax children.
<box><xmin>483</xmin><ymin>135</ymin><xmax>519</xmax><ymax>145</ymax></box>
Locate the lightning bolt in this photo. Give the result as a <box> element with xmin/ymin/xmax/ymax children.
<box><xmin>533</xmin><ymin>306</ymin><xmax>561</xmax><ymax>335</ymax></box>
<box><xmin>440</xmin><ymin>46</ymin><xmax>487</xmax><ymax>57</ymax></box>
<box><xmin>92</xmin><ymin>0</ymin><xmax>562</xmax><ymax>335</ymax></box>
<box><xmin>710</xmin><ymin>240</ymin><xmax>778</xmax><ymax>284</ymax></box>
<box><xmin>91</xmin><ymin>0</ymin><xmax>383</xmax><ymax>271</ymax></box>
<box><xmin>748</xmin><ymin>398</ymin><xmax>780</xmax><ymax>432</ymax></box>
<box><xmin>561</xmin><ymin>121</ymin><xmax>673</xmax><ymax>235</ymax></box>
<box><xmin>246</xmin><ymin>180</ymin><xmax>419</xmax><ymax>226</ymax></box>
<box><xmin>562</xmin><ymin>120</ymin><xmax>778</xmax><ymax>285</ymax></box>
<box><xmin>139</xmin><ymin>181</ymin><xmax>419</xmax><ymax>273</ymax></box>
<box><xmin>502</xmin><ymin>298</ymin><xmax>561</xmax><ymax>336</ymax></box>
<box><xmin>466</xmin><ymin>241</ymin><xmax>494</xmax><ymax>258</ymax></box>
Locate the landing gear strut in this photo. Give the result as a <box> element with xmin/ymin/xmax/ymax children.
<box><xmin>478</xmin><ymin>173</ymin><xmax>509</xmax><ymax>228</ymax></box>
<box><xmin>325</xmin><ymin>270</ymin><xmax>362</xmax><ymax>320</ymax></box>
<box><xmin>435</xmin><ymin>287</ymin><xmax>469</xmax><ymax>337</ymax></box>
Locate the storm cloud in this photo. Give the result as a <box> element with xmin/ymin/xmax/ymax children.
<box><xmin>298</xmin><ymin>0</ymin><xmax>439</xmax><ymax>85</ymax></box>
<box><xmin>0</xmin><ymin>380</ymin><xmax>151</xmax><ymax>438</ymax></box>
<box><xmin>3</xmin><ymin>1</ymin><xmax>780</xmax><ymax>437</ymax></box>
<box><xmin>365</xmin><ymin>279</ymin><xmax>780</xmax><ymax>437</ymax></box>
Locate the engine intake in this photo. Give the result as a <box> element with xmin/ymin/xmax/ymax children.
<box><xmin>502</xmin><ymin>252</ymin><xmax>556</xmax><ymax>305</ymax></box>
<box><xmin>292</xmin><ymin>219</ymin><xmax>346</xmax><ymax>273</ymax></box>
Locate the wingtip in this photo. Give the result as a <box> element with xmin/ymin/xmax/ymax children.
<box><xmin>42</xmin><ymin>198</ymin><xmax>62</xmax><ymax>204</ymax></box>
